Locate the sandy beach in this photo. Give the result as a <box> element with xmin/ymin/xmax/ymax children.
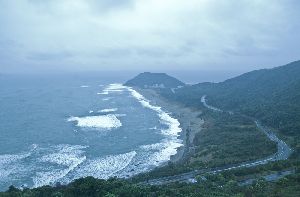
<box><xmin>137</xmin><ymin>88</ymin><xmax>204</xmax><ymax>163</ymax></box>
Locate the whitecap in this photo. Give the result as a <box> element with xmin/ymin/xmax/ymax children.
<box><xmin>67</xmin><ymin>114</ymin><xmax>122</xmax><ymax>129</ymax></box>
<box><xmin>100</xmin><ymin>84</ymin><xmax>127</xmax><ymax>94</ymax></box>
<box><xmin>97</xmin><ymin>84</ymin><xmax>127</xmax><ymax>96</ymax></box>
<box><xmin>127</xmin><ymin>87</ymin><xmax>162</xmax><ymax>112</ymax></box>
<box><xmin>39</xmin><ymin>144</ymin><xmax>87</xmax><ymax>166</ymax></box>
<box><xmin>127</xmin><ymin>87</ymin><xmax>182</xmax><ymax>137</ymax></box>
<box><xmin>140</xmin><ymin>139</ymin><xmax>183</xmax><ymax>166</ymax></box>
<box><xmin>0</xmin><ymin>151</ymin><xmax>32</xmax><ymax>180</ymax></box>
<box><xmin>33</xmin><ymin>144</ymin><xmax>87</xmax><ymax>188</ymax></box>
<box><xmin>80</xmin><ymin>85</ymin><xmax>89</xmax><ymax>88</ymax></box>
<box><xmin>102</xmin><ymin>97</ymin><xmax>112</xmax><ymax>101</ymax></box>
<box><xmin>98</xmin><ymin>108</ymin><xmax>118</xmax><ymax>113</ymax></box>
<box><xmin>115</xmin><ymin>114</ymin><xmax>126</xmax><ymax>117</ymax></box>
<box><xmin>33</xmin><ymin>155</ymin><xmax>86</xmax><ymax>188</ymax></box>
<box><xmin>147</xmin><ymin>140</ymin><xmax>182</xmax><ymax>166</ymax></box>
<box><xmin>72</xmin><ymin>151</ymin><xmax>136</xmax><ymax>180</ymax></box>
<box><xmin>0</xmin><ymin>153</ymin><xmax>31</xmax><ymax>166</ymax></box>
<box><xmin>140</xmin><ymin>142</ymin><xmax>163</xmax><ymax>151</ymax></box>
<box><xmin>30</xmin><ymin>144</ymin><xmax>38</xmax><ymax>151</ymax></box>
<box><xmin>105</xmin><ymin>84</ymin><xmax>127</xmax><ymax>91</ymax></box>
<box><xmin>126</xmin><ymin>86</ymin><xmax>183</xmax><ymax>164</ymax></box>
<box><xmin>97</xmin><ymin>92</ymin><xmax>109</xmax><ymax>95</ymax></box>
<box><xmin>159</xmin><ymin>112</ymin><xmax>181</xmax><ymax>136</ymax></box>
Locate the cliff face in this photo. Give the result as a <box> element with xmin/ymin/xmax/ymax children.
<box><xmin>124</xmin><ymin>72</ymin><xmax>185</xmax><ymax>88</ymax></box>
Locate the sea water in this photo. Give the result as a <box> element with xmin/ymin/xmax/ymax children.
<box><xmin>0</xmin><ymin>73</ymin><xmax>182</xmax><ymax>191</ymax></box>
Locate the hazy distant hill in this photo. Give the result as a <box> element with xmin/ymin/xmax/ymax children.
<box><xmin>161</xmin><ymin>60</ymin><xmax>300</xmax><ymax>150</ymax></box>
<box><xmin>125</xmin><ymin>72</ymin><xmax>185</xmax><ymax>88</ymax></box>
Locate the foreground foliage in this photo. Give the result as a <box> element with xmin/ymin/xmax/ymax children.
<box><xmin>1</xmin><ymin>169</ymin><xmax>300</xmax><ymax>197</ymax></box>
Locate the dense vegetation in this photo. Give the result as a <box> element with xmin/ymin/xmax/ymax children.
<box><xmin>191</xmin><ymin>110</ymin><xmax>277</xmax><ymax>168</ymax></box>
<box><xmin>125</xmin><ymin>72</ymin><xmax>185</xmax><ymax>88</ymax></box>
<box><xmin>2</xmin><ymin>165</ymin><xmax>300</xmax><ymax>197</ymax></box>
<box><xmin>161</xmin><ymin>60</ymin><xmax>300</xmax><ymax>155</ymax></box>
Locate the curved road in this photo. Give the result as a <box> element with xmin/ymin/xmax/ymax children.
<box><xmin>143</xmin><ymin>95</ymin><xmax>292</xmax><ymax>185</ymax></box>
<box><xmin>201</xmin><ymin>95</ymin><xmax>292</xmax><ymax>162</ymax></box>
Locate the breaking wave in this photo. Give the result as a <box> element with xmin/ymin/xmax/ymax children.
<box><xmin>97</xmin><ymin>84</ymin><xmax>127</xmax><ymax>95</ymax></box>
<box><xmin>33</xmin><ymin>144</ymin><xmax>87</xmax><ymax>188</ymax></box>
<box><xmin>71</xmin><ymin>151</ymin><xmax>137</xmax><ymax>180</ymax></box>
<box><xmin>126</xmin><ymin>85</ymin><xmax>183</xmax><ymax>165</ymax></box>
<box><xmin>98</xmin><ymin>108</ymin><xmax>118</xmax><ymax>113</ymax></box>
<box><xmin>67</xmin><ymin>114</ymin><xmax>122</xmax><ymax>130</ymax></box>
<box><xmin>0</xmin><ymin>152</ymin><xmax>31</xmax><ymax>180</ymax></box>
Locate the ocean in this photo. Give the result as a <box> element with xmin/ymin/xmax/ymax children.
<box><xmin>0</xmin><ymin>73</ymin><xmax>182</xmax><ymax>191</ymax></box>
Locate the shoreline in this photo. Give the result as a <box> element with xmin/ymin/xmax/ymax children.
<box><xmin>137</xmin><ymin>88</ymin><xmax>204</xmax><ymax>163</ymax></box>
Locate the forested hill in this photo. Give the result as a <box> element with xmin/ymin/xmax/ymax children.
<box><xmin>161</xmin><ymin>60</ymin><xmax>300</xmax><ymax>152</ymax></box>
<box><xmin>124</xmin><ymin>72</ymin><xmax>185</xmax><ymax>88</ymax></box>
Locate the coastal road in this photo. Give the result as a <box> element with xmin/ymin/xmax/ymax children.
<box><xmin>143</xmin><ymin>96</ymin><xmax>292</xmax><ymax>185</ymax></box>
<box><xmin>201</xmin><ymin>95</ymin><xmax>292</xmax><ymax>162</ymax></box>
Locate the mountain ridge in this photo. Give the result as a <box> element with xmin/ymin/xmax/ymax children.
<box><xmin>151</xmin><ymin>60</ymin><xmax>300</xmax><ymax>154</ymax></box>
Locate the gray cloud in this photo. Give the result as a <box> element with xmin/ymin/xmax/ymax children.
<box><xmin>0</xmin><ymin>0</ymin><xmax>299</xmax><ymax>73</ymax></box>
<box><xmin>27</xmin><ymin>51</ymin><xmax>73</xmax><ymax>61</ymax></box>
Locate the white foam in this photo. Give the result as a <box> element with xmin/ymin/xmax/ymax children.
<box><xmin>115</xmin><ymin>114</ymin><xmax>127</xmax><ymax>117</ymax></box>
<box><xmin>30</xmin><ymin>144</ymin><xmax>38</xmax><ymax>151</ymax></box>
<box><xmin>33</xmin><ymin>154</ymin><xmax>86</xmax><ymax>188</ymax></box>
<box><xmin>99</xmin><ymin>84</ymin><xmax>127</xmax><ymax>95</ymax></box>
<box><xmin>105</xmin><ymin>84</ymin><xmax>127</xmax><ymax>91</ymax></box>
<box><xmin>0</xmin><ymin>152</ymin><xmax>30</xmax><ymax>166</ymax></box>
<box><xmin>127</xmin><ymin>87</ymin><xmax>182</xmax><ymax>137</ymax></box>
<box><xmin>80</xmin><ymin>85</ymin><xmax>89</xmax><ymax>88</ymax></box>
<box><xmin>33</xmin><ymin>144</ymin><xmax>87</xmax><ymax>188</ymax></box>
<box><xmin>148</xmin><ymin>140</ymin><xmax>182</xmax><ymax>166</ymax></box>
<box><xmin>140</xmin><ymin>139</ymin><xmax>183</xmax><ymax>166</ymax></box>
<box><xmin>0</xmin><ymin>151</ymin><xmax>32</xmax><ymax>180</ymax></box>
<box><xmin>126</xmin><ymin>86</ymin><xmax>183</xmax><ymax>165</ymax></box>
<box><xmin>102</xmin><ymin>97</ymin><xmax>112</xmax><ymax>101</ymax></box>
<box><xmin>127</xmin><ymin>87</ymin><xmax>163</xmax><ymax>113</ymax></box>
<box><xmin>159</xmin><ymin>112</ymin><xmax>182</xmax><ymax>136</ymax></box>
<box><xmin>39</xmin><ymin>145</ymin><xmax>87</xmax><ymax>166</ymax></box>
<box><xmin>73</xmin><ymin>151</ymin><xmax>136</xmax><ymax>180</ymax></box>
<box><xmin>106</xmin><ymin>89</ymin><xmax>123</xmax><ymax>92</ymax></box>
<box><xmin>128</xmin><ymin>88</ymin><xmax>145</xmax><ymax>100</ymax></box>
<box><xmin>89</xmin><ymin>110</ymin><xmax>94</xmax><ymax>114</ymax></box>
<box><xmin>97</xmin><ymin>92</ymin><xmax>109</xmax><ymax>95</ymax></box>
<box><xmin>97</xmin><ymin>84</ymin><xmax>127</xmax><ymax>95</ymax></box>
<box><xmin>67</xmin><ymin>114</ymin><xmax>122</xmax><ymax>129</ymax></box>
<box><xmin>140</xmin><ymin>143</ymin><xmax>163</xmax><ymax>151</ymax></box>
<box><xmin>98</xmin><ymin>108</ymin><xmax>118</xmax><ymax>113</ymax></box>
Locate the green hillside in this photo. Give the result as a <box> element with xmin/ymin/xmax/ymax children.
<box><xmin>162</xmin><ymin>60</ymin><xmax>300</xmax><ymax>154</ymax></box>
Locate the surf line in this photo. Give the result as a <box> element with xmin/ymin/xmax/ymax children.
<box><xmin>125</xmin><ymin>85</ymin><xmax>183</xmax><ymax>162</ymax></box>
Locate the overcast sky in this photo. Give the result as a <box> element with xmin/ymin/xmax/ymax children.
<box><xmin>0</xmin><ymin>0</ymin><xmax>299</xmax><ymax>74</ymax></box>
